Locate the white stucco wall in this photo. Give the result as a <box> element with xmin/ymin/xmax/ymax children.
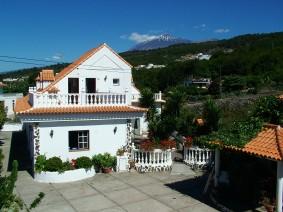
<box><xmin>0</xmin><ymin>93</ymin><xmax>23</xmax><ymax>117</ymax></box>
<box><xmin>38</xmin><ymin>119</ymin><xmax>127</xmax><ymax>161</ymax></box>
<box><xmin>51</xmin><ymin>46</ymin><xmax>133</xmax><ymax>104</ymax></box>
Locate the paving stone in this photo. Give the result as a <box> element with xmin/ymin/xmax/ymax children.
<box><xmin>70</xmin><ymin>194</ymin><xmax>116</xmax><ymax>212</ymax></box>
<box><xmin>88</xmin><ymin>179</ymin><xmax>129</xmax><ymax>193</ymax></box>
<box><xmin>104</xmin><ymin>187</ymin><xmax>148</xmax><ymax>205</ymax></box>
<box><xmin>171</xmin><ymin>162</ymin><xmax>196</xmax><ymax>176</ymax></box>
<box><xmin>118</xmin><ymin>174</ymin><xmax>159</xmax><ymax>186</ymax></box>
<box><xmin>178</xmin><ymin>203</ymin><xmax>218</xmax><ymax>212</ymax></box>
<box><xmin>21</xmin><ymin>190</ymin><xmax>65</xmax><ymax>207</ymax></box>
<box><xmin>123</xmin><ymin>198</ymin><xmax>173</xmax><ymax>212</ymax></box>
<box><xmin>33</xmin><ymin>200</ymin><xmax>76</xmax><ymax>212</ymax></box>
<box><xmin>155</xmin><ymin>192</ymin><xmax>202</xmax><ymax>210</ymax></box>
<box><xmin>138</xmin><ymin>183</ymin><xmax>177</xmax><ymax>196</ymax></box>
<box><xmin>57</xmin><ymin>182</ymin><xmax>99</xmax><ymax>200</ymax></box>
<box><xmin>99</xmin><ymin>206</ymin><xmax>127</xmax><ymax>212</ymax></box>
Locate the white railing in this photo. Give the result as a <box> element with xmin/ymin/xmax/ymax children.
<box><xmin>132</xmin><ymin>148</ymin><xmax>173</xmax><ymax>172</ymax></box>
<box><xmin>184</xmin><ymin>146</ymin><xmax>214</xmax><ymax>169</ymax></box>
<box><xmin>131</xmin><ymin>91</ymin><xmax>164</xmax><ymax>103</ymax></box>
<box><xmin>31</xmin><ymin>93</ymin><xmax>127</xmax><ymax>107</ymax></box>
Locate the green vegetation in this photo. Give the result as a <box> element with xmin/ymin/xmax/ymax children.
<box><xmin>0</xmin><ymin>102</ymin><xmax>6</xmax><ymax>130</ymax></box>
<box><xmin>76</xmin><ymin>156</ymin><xmax>92</xmax><ymax>170</ymax></box>
<box><xmin>92</xmin><ymin>153</ymin><xmax>116</xmax><ymax>169</ymax></box>
<box><xmin>1</xmin><ymin>32</ymin><xmax>283</xmax><ymax>96</ymax></box>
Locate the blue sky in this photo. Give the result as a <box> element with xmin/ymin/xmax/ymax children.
<box><xmin>0</xmin><ymin>0</ymin><xmax>283</xmax><ymax>72</ymax></box>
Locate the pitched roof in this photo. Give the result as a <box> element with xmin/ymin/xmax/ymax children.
<box><xmin>41</xmin><ymin>43</ymin><xmax>132</xmax><ymax>93</ymax></box>
<box><xmin>241</xmin><ymin>124</ymin><xmax>283</xmax><ymax>161</ymax></box>
<box><xmin>226</xmin><ymin>124</ymin><xmax>283</xmax><ymax>161</ymax></box>
<box><xmin>36</xmin><ymin>69</ymin><xmax>55</xmax><ymax>81</ymax></box>
<box><xmin>14</xmin><ymin>95</ymin><xmax>32</xmax><ymax>113</ymax></box>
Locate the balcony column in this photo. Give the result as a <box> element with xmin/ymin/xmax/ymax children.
<box><xmin>125</xmin><ymin>88</ymin><xmax>130</xmax><ymax>105</ymax></box>
<box><xmin>81</xmin><ymin>79</ymin><xmax>86</xmax><ymax>105</ymax></box>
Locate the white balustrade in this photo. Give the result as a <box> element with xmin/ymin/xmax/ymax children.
<box><xmin>183</xmin><ymin>146</ymin><xmax>214</xmax><ymax>169</ymax></box>
<box><xmin>132</xmin><ymin>148</ymin><xmax>173</xmax><ymax>172</ymax></box>
<box><xmin>31</xmin><ymin>93</ymin><xmax>127</xmax><ymax>108</ymax></box>
<box><xmin>131</xmin><ymin>91</ymin><xmax>164</xmax><ymax>103</ymax></box>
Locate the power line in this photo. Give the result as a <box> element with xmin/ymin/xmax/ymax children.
<box><xmin>0</xmin><ymin>55</ymin><xmax>132</xmax><ymax>71</ymax></box>
<box><xmin>0</xmin><ymin>59</ymin><xmax>48</xmax><ymax>66</ymax></box>
<box><xmin>0</xmin><ymin>55</ymin><xmax>56</xmax><ymax>63</ymax></box>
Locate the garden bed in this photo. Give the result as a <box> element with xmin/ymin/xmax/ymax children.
<box><xmin>34</xmin><ymin>167</ymin><xmax>95</xmax><ymax>183</ymax></box>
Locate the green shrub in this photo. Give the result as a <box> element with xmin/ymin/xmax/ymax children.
<box><xmin>76</xmin><ymin>156</ymin><xmax>92</xmax><ymax>170</ymax></box>
<box><xmin>92</xmin><ymin>153</ymin><xmax>116</xmax><ymax>168</ymax></box>
<box><xmin>35</xmin><ymin>155</ymin><xmax>47</xmax><ymax>173</ymax></box>
<box><xmin>62</xmin><ymin>161</ymin><xmax>73</xmax><ymax>172</ymax></box>
<box><xmin>92</xmin><ymin>154</ymin><xmax>103</xmax><ymax>169</ymax></box>
<box><xmin>44</xmin><ymin>157</ymin><xmax>63</xmax><ymax>172</ymax></box>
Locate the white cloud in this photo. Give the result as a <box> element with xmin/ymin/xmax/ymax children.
<box><xmin>52</xmin><ymin>53</ymin><xmax>63</xmax><ymax>61</ymax></box>
<box><xmin>193</xmin><ymin>24</ymin><xmax>206</xmax><ymax>31</ymax></box>
<box><xmin>121</xmin><ymin>32</ymin><xmax>160</xmax><ymax>43</ymax></box>
<box><xmin>214</xmin><ymin>28</ymin><xmax>230</xmax><ymax>33</ymax></box>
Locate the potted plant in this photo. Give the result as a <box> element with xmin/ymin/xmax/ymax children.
<box><xmin>93</xmin><ymin>153</ymin><xmax>116</xmax><ymax>173</ymax></box>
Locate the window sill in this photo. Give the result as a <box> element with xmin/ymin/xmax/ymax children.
<box><xmin>69</xmin><ymin>149</ymin><xmax>89</xmax><ymax>152</ymax></box>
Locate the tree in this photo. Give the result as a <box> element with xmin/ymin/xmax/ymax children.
<box><xmin>202</xmin><ymin>98</ymin><xmax>221</xmax><ymax>132</ymax></box>
<box><xmin>0</xmin><ymin>102</ymin><xmax>6</xmax><ymax>130</ymax></box>
<box><xmin>252</xmin><ymin>95</ymin><xmax>283</xmax><ymax>124</ymax></box>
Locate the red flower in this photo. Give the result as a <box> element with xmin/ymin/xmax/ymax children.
<box><xmin>160</xmin><ymin>139</ymin><xmax>176</xmax><ymax>150</ymax></box>
<box><xmin>140</xmin><ymin>139</ymin><xmax>155</xmax><ymax>151</ymax></box>
<box><xmin>71</xmin><ymin>159</ymin><xmax>77</xmax><ymax>168</ymax></box>
<box><xmin>184</xmin><ymin>136</ymin><xmax>193</xmax><ymax>147</ymax></box>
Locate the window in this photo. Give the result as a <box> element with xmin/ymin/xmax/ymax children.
<box><xmin>86</xmin><ymin>78</ymin><xmax>96</xmax><ymax>93</ymax></box>
<box><xmin>69</xmin><ymin>130</ymin><xmax>89</xmax><ymax>151</ymax></box>
<box><xmin>113</xmin><ymin>78</ymin><xmax>120</xmax><ymax>86</ymax></box>
<box><xmin>68</xmin><ymin>78</ymin><xmax>79</xmax><ymax>93</ymax></box>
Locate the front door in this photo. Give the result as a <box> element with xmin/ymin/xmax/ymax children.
<box><xmin>86</xmin><ymin>78</ymin><xmax>96</xmax><ymax>93</ymax></box>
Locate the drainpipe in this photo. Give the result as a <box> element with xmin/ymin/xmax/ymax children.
<box><xmin>214</xmin><ymin>148</ymin><xmax>220</xmax><ymax>187</ymax></box>
<box><xmin>276</xmin><ymin>161</ymin><xmax>283</xmax><ymax>212</ymax></box>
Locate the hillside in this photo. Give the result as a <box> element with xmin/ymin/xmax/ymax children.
<box><xmin>121</xmin><ymin>32</ymin><xmax>283</xmax><ymax>66</ymax></box>
<box><xmin>1</xmin><ymin>31</ymin><xmax>283</xmax><ymax>94</ymax></box>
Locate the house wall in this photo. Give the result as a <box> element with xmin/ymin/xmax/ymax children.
<box><xmin>53</xmin><ymin>46</ymin><xmax>132</xmax><ymax>103</ymax></box>
<box><xmin>38</xmin><ymin>119</ymin><xmax>127</xmax><ymax>161</ymax></box>
<box><xmin>0</xmin><ymin>93</ymin><xmax>23</xmax><ymax>117</ymax></box>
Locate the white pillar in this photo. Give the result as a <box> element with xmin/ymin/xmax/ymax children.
<box><xmin>276</xmin><ymin>161</ymin><xmax>283</xmax><ymax>212</ymax></box>
<box><xmin>214</xmin><ymin>148</ymin><xmax>220</xmax><ymax>187</ymax></box>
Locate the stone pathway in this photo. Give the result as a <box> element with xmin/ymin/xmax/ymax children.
<box><xmin>15</xmin><ymin>171</ymin><xmax>218</xmax><ymax>212</ymax></box>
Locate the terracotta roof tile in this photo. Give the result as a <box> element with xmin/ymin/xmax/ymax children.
<box><xmin>16</xmin><ymin>105</ymin><xmax>147</xmax><ymax>115</ymax></box>
<box><xmin>36</xmin><ymin>69</ymin><xmax>55</xmax><ymax>81</ymax></box>
<box><xmin>14</xmin><ymin>96</ymin><xmax>32</xmax><ymax>113</ymax></box>
<box><xmin>226</xmin><ymin>124</ymin><xmax>283</xmax><ymax>161</ymax></box>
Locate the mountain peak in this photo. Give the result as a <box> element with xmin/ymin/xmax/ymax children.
<box><xmin>130</xmin><ymin>34</ymin><xmax>190</xmax><ymax>51</ymax></box>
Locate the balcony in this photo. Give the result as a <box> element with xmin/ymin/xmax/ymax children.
<box><xmin>30</xmin><ymin>92</ymin><xmax>128</xmax><ymax>108</ymax></box>
<box><xmin>131</xmin><ymin>91</ymin><xmax>165</xmax><ymax>103</ymax></box>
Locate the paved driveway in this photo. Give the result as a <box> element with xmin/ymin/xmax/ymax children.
<box><xmin>15</xmin><ymin>171</ymin><xmax>218</xmax><ymax>212</ymax></box>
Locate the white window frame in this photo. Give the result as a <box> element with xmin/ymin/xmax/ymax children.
<box><xmin>69</xmin><ymin>130</ymin><xmax>89</xmax><ymax>151</ymax></box>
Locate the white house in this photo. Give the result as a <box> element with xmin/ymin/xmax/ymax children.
<box><xmin>0</xmin><ymin>93</ymin><xmax>23</xmax><ymax>118</ymax></box>
<box><xmin>15</xmin><ymin>43</ymin><xmax>164</xmax><ymax>165</ymax></box>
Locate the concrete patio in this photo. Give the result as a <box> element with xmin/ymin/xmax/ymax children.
<box><xmin>15</xmin><ymin>170</ymin><xmax>218</xmax><ymax>212</ymax></box>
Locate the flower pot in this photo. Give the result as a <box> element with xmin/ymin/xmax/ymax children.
<box><xmin>102</xmin><ymin>167</ymin><xmax>112</xmax><ymax>173</ymax></box>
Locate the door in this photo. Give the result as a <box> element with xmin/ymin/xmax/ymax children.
<box><xmin>68</xmin><ymin>78</ymin><xmax>79</xmax><ymax>93</ymax></box>
<box><xmin>86</xmin><ymin>78</ymin><xmax>96</xmax><ymax>93</ymax></box>
<box><xmin>68</xmin><ymin>78</ymin><xmax>79</xmax><ymax>104</ymax></box>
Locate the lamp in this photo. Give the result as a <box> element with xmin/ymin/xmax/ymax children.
<box><xmin>114</xmin><ymin>126</ymin><xmax>117</xmax><ymax>134</ymax></box>
<box><xmin>50</xmin><ymin>130</ymin><xmax>54</xmax><ymax>138</ymax></box>
<box><xmin>104</xmin><ymin>75</ymin><xmax>107</xmax><ymax>81</ymax></box>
